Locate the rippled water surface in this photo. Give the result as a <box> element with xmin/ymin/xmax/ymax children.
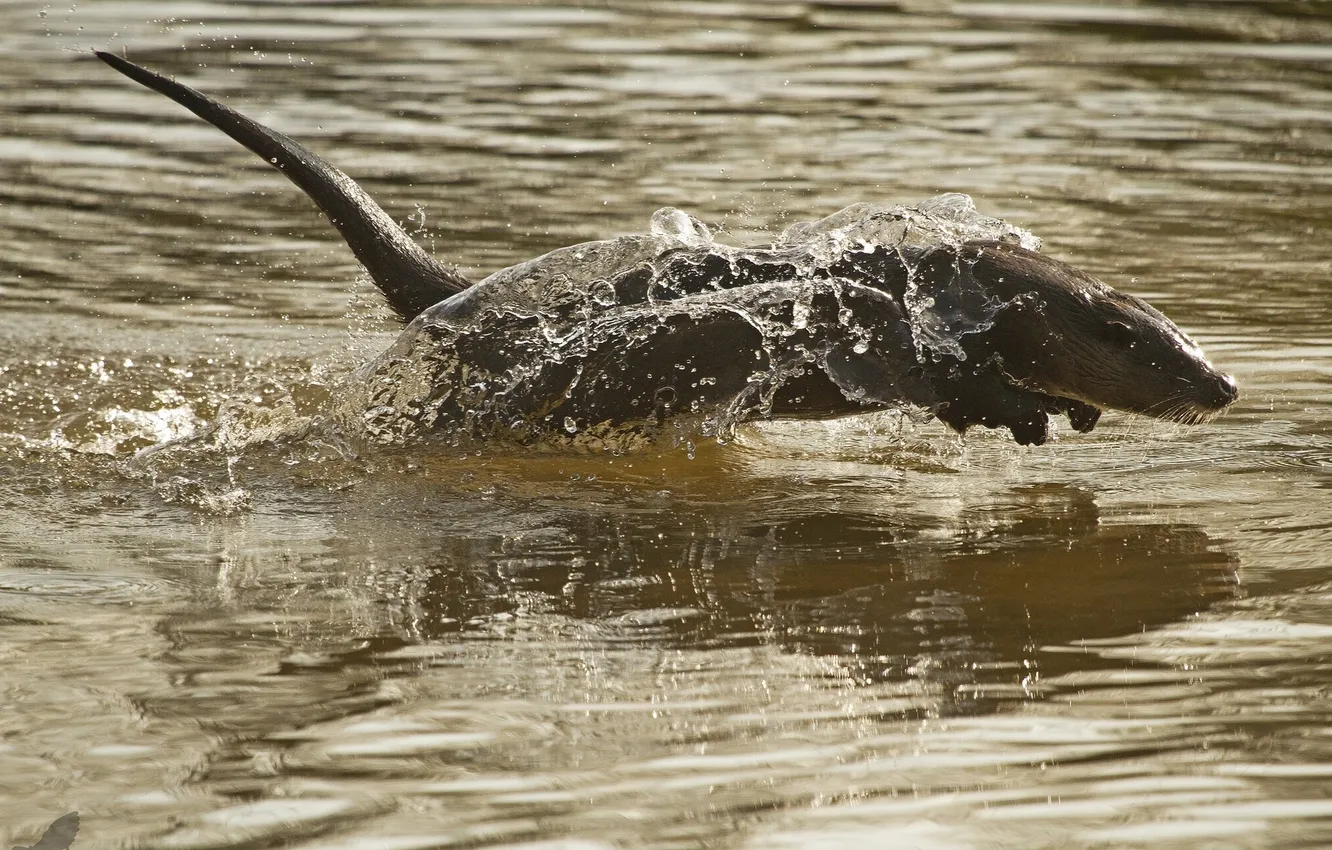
<box><xmin>3</xmin><ymin>2</ymin><xmax>1332</xmax><ymax>848</ymax></box>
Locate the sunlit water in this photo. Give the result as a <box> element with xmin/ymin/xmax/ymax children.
<box><xmin>3</xmin><ymin>2</ymin><xmax>1332</xmax><ymax>848</ymax></box>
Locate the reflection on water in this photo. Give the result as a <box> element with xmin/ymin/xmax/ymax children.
<box><xmin>0</xmin><ymin>464</ymin><xmax>1251</xmax><ymax>848</ymax></box>
<box><xmin>3</xmin><ymin>1</ymin><xmax>1332</xmax><ymax>848</ymax></box>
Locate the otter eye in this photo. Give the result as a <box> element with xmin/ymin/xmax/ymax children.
<box><xmin>1105</xmin><ymin>320</ymin><xmax>1136</xmax><ymax>347</ymax></box>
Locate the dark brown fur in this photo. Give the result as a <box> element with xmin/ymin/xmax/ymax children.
<box><xmin>959</xmin><ymin>242</ymin><xmax>1237</xmax><ymax>425</ymax></box>
<box><xmin>95</xmin><ymin>52</ymin><xmax>1237</xmax><ymax>447</ymax></box>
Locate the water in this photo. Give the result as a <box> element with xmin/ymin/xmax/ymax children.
<box><xmin>2</xmin><ymin>2</ymin><xmax>1332</xmax><ymax>847</ymax></box>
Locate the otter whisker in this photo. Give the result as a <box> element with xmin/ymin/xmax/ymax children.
<box><xmin>1168</xmin><ymin>400</ymin><xmax>1201</xmax><ymax>425</ymax></box>
<box><xmin>1143</xmin><ymin>396</ymin><xmax>1185</xmax><ymax>419</ymax></box>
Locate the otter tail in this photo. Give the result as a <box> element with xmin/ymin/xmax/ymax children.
<box><xmin>95</xmin><ymin>51</ymin><xmax>469</xmax><ymax>320</ymax></box>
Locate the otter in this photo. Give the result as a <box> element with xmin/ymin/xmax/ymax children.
<box><xmin>95</xmin><ymin>51</ymin><xmax>1237</xmax><ymax>447</ymax></box>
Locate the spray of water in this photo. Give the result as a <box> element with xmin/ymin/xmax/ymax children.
<box><xmin>334</xmin><ymin>194</ymin><xmax>1039</xmax><ymax>450</ymax></box>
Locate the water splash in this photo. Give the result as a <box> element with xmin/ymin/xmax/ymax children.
<box><xmin>339</xmin><ymin>195</ymin><xmax>1042</xmax><ymax>449</ymax></box>
<box><xmin>17</xmin><ymin>197</ymin><xmax>1052</xmax><ymax>474</ymax></box>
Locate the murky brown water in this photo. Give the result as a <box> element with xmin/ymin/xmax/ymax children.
<box><xmin>3</xmin><ymin>2</ymin><xmax>1332</xmax><ymax>848</ymax></box>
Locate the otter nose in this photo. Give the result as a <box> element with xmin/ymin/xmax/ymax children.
<box><xmin>1208</xmin><ymin>372</ymin><xmax>1239</xmax><ymax>408</ymax></box>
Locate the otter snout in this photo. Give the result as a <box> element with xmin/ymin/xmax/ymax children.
<box><xmin>1206</xmin><ymin>372</ymin><xmax>1239</xmax><ymax>409</ymax></box>
<box><xmin>1178</xmin><ymin>368</ymin><xmax>1238</xmax><ymax>422</ymax></box>
<box><xmin>956</xmin><ymin>241</ymin><xmax>1240</xmax><ymax>430</ymax></box>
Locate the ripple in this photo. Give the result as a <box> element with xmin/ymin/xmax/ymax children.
<box><xmin>1075</xmin><ymin>617</ymin><xmax>1332</xmax><ymax>664</ymax></box>
<box><xmin>324</xmin><ymin>731</ymin><xmax>499</xmax><ymax>758</ymax></box>
<box><xmin>160</xmin><ymin>798</ymin><xmax>385</xmax><ymax>850</ymax></box>
<box><xmin>0</xmin><ymin>570</ymin><xmax>179</xmax><ymax>604</ymax></box>
<box><xmin>609</xmin><ymin>607</ymin><xmax>706</xmax><ymax>628</ymax></box>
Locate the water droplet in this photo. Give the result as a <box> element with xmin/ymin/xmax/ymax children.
<box><xmin>791</xmin><ymin>300</ymin><xmax>810</xmax><ymax>330</ymax></box>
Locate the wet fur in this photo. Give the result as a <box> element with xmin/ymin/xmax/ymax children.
<box><xmin>94</xmin><ymin>51</ymin><xmax>1237</xmax><ymax>447</ymax></box>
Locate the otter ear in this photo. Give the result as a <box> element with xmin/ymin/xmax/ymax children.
<box><xmin>1103</xmin><ymin>320</ymin><xmax>1137</xmax><ymax>347</ymax></box>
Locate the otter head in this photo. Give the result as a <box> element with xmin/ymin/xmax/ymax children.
<box><xmin>957</xmin><ymin>241</ymin><xmax>1237</xmax><ymax>427</ymax></box>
